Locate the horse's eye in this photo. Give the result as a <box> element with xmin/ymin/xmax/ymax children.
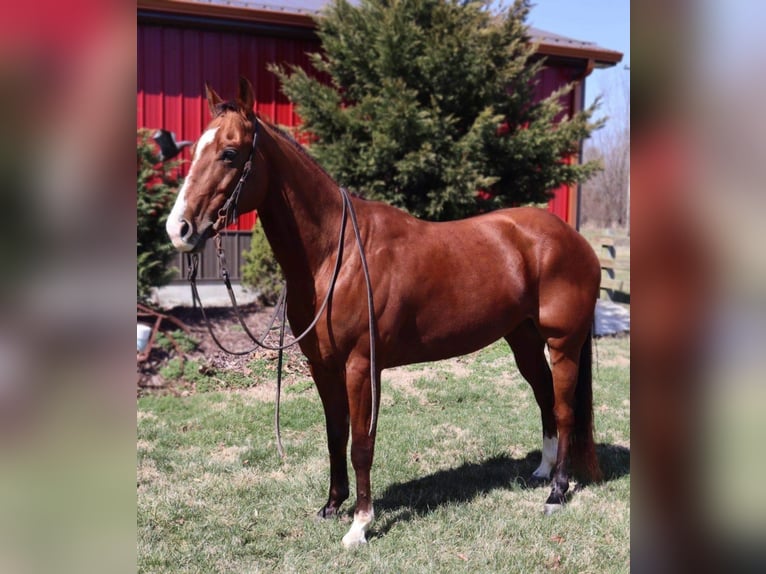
<box><xmin>221</xmin><ymin>148</ymin><xmax>238</xmax><ymax>163</ymax></box>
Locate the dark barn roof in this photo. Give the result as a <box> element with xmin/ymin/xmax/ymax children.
<box><xmin>138</xmin><ymin>0</ymin><xmax>623</xmax><ymax>67</ymax></box>
<box><xmin>526</xmin><ymin>26</ymin><xmax>622</xmax><ymax>68</ymax></box>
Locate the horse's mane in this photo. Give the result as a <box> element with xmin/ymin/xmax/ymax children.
<box><xmin>258</xmin><ymin>114</ymin><xmax>340</xmax><ymax>186</ymax></box>
<box><xmin>214</xmin><ymin>101</ymin><xmax>240</xmax><ymax>115</ymax></box>
<box><xmin>216</xmin><ymin>103</ymin><xmax>348</xmax><ymax>191</ymax></box>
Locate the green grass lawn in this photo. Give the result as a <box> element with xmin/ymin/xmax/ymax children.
<box><xmin>138</xmin><ymin>336</ymin><xmax>629</xmax><ymax>573</ymax></box>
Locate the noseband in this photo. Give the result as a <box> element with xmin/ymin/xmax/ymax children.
<box><xmin>186</xmin><ymin>116</ymin><xmax>379</xmax><ymax>456</ymax></box>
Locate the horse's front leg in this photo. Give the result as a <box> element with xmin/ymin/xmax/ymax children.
<box><xmin>310</xmin><ymin>362</ymin><xmax>350</xmax><ymax>519</ymax></box>
<box><xmin>341</xmin><ymin>357</ymin><xmax>379</xmax><ymax>549</ymax></box>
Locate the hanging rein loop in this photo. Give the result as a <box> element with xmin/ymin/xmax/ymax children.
<box><xmin>188</xmin><ymin>117</ymin><xmax>380</xmax><ymax>454</ymax></box>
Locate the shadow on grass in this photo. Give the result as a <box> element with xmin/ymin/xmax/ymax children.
<box><xmin>372</xmin><ymin>443</ymin><xmax>629</xmax><ymax>537</ymax></box>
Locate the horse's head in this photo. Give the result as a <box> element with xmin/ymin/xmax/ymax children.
<box><xmin>166</xmin><ymin>77</ymin><xmax>266</xmax><ymax>252</ymax></box>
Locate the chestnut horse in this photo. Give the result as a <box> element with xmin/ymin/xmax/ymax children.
<box><xmin>166</xmin><ymin>78</ymin><xmax>602</xmax><ymax>548</ymax></box>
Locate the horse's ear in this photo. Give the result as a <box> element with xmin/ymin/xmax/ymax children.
<box><xmin>237</xmin><ymin>76</ymin><xmax>255</xmax><ymax>113</ymax></box>
<box><xmin>205</xmin><ymin>81</ymin><xmax>222</xmax><ymax>117</ymax></box>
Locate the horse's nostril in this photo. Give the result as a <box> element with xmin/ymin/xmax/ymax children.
<box><xmin>179</xmin><ymin>219</ymin><xmax>192</xmax><ymax>240</ymax></box>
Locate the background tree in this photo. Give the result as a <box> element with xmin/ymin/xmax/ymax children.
<box><xmin>137</xmin><ymin>129</ymin><xmax>180</xmax><ymax>303</ymax></box>
<box><xmin>241</xmin><ymin>222</ymin><xmax>284</xmax><ymax>305</ymax></box>
<box><xmin>581</xmin><ymin>69</ymin><xmax>630</xmax><ymax>228</ymax></box>
<box><xmin>273</xmin><ymin>0</ymin><xmax>604</xmax><ymax>221</ymax></box>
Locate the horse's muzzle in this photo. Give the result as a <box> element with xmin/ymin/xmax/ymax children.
<box><xmin>168</xmin><ymin>218</ymin><xmax>214</xmax><ymax>253</ymax></box>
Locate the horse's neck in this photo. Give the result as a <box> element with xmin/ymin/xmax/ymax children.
<box><xmin>256</xmin><ymin>125</ymin><xmax>343</xmax><ymax>286</ymax></box>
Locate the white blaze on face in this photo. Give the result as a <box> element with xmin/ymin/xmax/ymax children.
<box><xmin>166</xmin><ymin>127</ymin><xmax>219</xmax><ymax>251</ymax></box>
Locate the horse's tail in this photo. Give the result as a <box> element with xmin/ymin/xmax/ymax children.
<box><xmin>570</xmin><ymin>329</ymin><xmax>603</xmax><ymax>483</ymax></box>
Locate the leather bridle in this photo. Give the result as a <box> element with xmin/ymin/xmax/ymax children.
<box><xmin>213</xmin><ymin>116</ymin><xmax>260</xmax><ymax>233</ymax></box>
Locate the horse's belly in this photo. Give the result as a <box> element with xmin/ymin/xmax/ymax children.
<box><xmin>386</xmin><ymin>302</ymin><xmax>525</xmax><ymax>367</ymax></box>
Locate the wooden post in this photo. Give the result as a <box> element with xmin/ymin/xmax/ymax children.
<box><xmin>600</xmin><ymin>236</ymin><xmax>617</xmax><ymax>301</ymax></box>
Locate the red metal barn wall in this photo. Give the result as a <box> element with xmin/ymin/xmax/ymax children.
<box><xmin>138</xmin><ymin>21</ymin><xmax>583</xmax><ymax>280</ymax></box>
<box><xmin>138</xmin><ymin>22</ymin><xmax>322</xmax><ymax>280</ymax></box>
<box><xmin>137</xmin><ymin>23</ymin><xmax>321</xmax><ymax>233</ymax></box>
<box><xmin>534</xmin><ymin>65</ymin><xmax>581</xmax><ymax>224</ymax></box>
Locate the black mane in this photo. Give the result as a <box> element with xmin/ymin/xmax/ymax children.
<box><xmin>265</xmin><ymin>118</ymin><xmax>339</xmax><ymax>185</ymax></box>
<box><xmin>214</xmin><ymin>100</ymin><xmax>241</xmax><ymax>116</ymax></box>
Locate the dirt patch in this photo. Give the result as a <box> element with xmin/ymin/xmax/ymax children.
<box><xmin>136</xmin><ymin>439</ymin><xmax>154</xmax><ymax>452</ymax></box>
<box><xmin>599</xmin><ymin>355</ymin><xmax>630</xmax><ymax>368</ymax></box>
<box><xmin>138</xmin><ymin>303</ymin><xmax>310</xmax><ymax>395</ymax></box>
<box><xmin>137</xmin><ymin>458</ymin><xmax>161</xmax><ymax>485</ymax></box>
<box><xmin>210</xmin><ymin>444</ymin><xmax>249</xmax><ymax>465</ymax></box>
<box><xmin>385</xmin><ymin>366</ymin><xmax>438</xmax><ymax>404</ymax></box>
<box><xmin>385</xmin><ymin>358</ymin><xmax>476</xmax><ymax>404</ymax></box>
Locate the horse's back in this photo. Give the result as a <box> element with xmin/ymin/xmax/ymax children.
<box><xmin>368</xmin><ymin>203</ymin><xmax>598</xmax><ymax>290</ymax></box>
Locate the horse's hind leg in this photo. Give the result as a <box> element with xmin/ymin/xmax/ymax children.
<box><xmin>505</xmin><ymin>320</ymin><xmax>557</xmax><ymax>481</ymax></box>
<box><xmin>311</xmin><ymin>362</ymin><xmax>350</xmax><ymax>519</ymax></box>
<box><xmin>544</xmin><ymin>333</ymin><xmax>590</xmax><ymax>514</ymax></box>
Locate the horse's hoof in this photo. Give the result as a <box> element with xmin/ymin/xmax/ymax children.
<box><xmin>341</xmin><ymin>532</ymin><xmax>367</xmax><ymax>549</ymax></box>
<box><xmin>544</xmin><ymin>488</ymin><xmax>567</xmax><ymax>514</ymax></box>
<box><xmin>316</xmin><ymin>506</ymin><xmax>338</xmax><ymax>520</ymax></box>
<box><xmin>341</xmin><ymin>509</ymin><xmax>373</xmax><ymax>549</ymax></box>
<box><xmin>543</xmin><ymin>502</ymin><xmax>563</xmax><ymax>515</ymax></box>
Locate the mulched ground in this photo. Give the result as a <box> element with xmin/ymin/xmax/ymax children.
<box><xmin>137</xmin><ymin>303</ymin><xmax>309</xmax><ymax>395</ymax></box>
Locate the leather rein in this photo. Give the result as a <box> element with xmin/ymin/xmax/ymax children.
<box><xmin>186</xmin><ymin>116</ymin><xmax>379</xmax><ymax>457</ymax></box>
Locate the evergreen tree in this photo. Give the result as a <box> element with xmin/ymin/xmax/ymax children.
<box><xmin>137</xmin><ymin>129</ymin><xmax>180</xmax><ymax>303</ymax></box>
<box><xmin>272</xmin><ymin>0</ymin><xmax>603</xmax><ymax>221</ymax></box>
<box><xmin>241</xmin><ymin>221</ymin><xmax>283</xmax><ymax>305</ymax></box>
